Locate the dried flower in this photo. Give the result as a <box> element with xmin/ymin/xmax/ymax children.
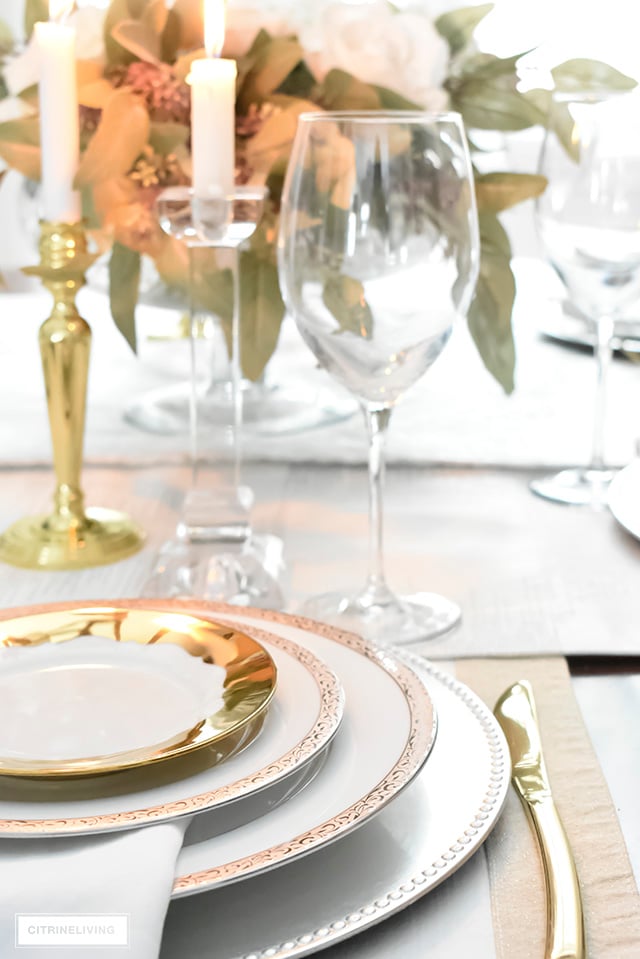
<box><xmin>109</xmin><ymin>62</ymin><xmax>190</xmax><ymax>125</ymax></box>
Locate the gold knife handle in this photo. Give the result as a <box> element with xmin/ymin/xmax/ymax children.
<box><xmin>521</xmin><ymin>794</ymin><xmax>586</xmax><ymax>959</ymax></box>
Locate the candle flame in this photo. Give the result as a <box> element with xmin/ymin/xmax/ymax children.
<box><xmin>49</xmin><ymin>0</ymin><xmax>74</xmax><ymax>23</ymax></box>
<box><xmin>204</xmin><ymin>0</ymin><xmax>226</xmax><ymax>58</ymax></box>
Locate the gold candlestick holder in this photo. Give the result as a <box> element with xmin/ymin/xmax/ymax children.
<box><xmin>0</xmin><ymin>221</ymin><xmax>145</xmax><ymax>570</ymax></box>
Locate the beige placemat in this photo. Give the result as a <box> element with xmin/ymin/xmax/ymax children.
<box><xmin>456</xmin><ymin>657</ymin><xmax>640</xmax><ymax>959</ymax></box>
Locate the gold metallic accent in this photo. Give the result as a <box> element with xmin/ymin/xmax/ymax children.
<box><xmin>494</xmin><ymin>681</ymin><xmax>585</xmax><ymax>959</ymax></box>
<box><xmin>0</xmin><ymin>606</ymin><xmax>277</xmax><ymax>778</ymax></box>
<box><xmin>0</xmin><ymin>221</ymin><xmax>144</xmax><ymax>570</ymax></box>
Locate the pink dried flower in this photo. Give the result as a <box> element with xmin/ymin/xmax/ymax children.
<box><xmin>109</xmin><ymin>61</ymin><xmax>190</xmax><ymax>125</ymax></box>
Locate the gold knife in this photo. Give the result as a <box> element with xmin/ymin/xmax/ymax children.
<box><xmin>494</xmin><ymin>681</ymin><xmax>585</xmax><ymax>959</ymax></box>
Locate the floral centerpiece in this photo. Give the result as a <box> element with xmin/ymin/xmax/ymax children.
<box><xmin>0</xmin><ymin>0</ymin><xmax>634</xmax><ymax>392</ymax></box>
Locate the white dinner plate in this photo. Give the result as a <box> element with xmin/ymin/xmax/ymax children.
<box><xmin>160</xmin><ymin>628</ymin><xmax>509</xmax><ymax>959</ymax></box>
<box><xmin>0</xmin><ymin>621</ymin><xmax>344</xmax><ymax>836</ymax></box>
<box><xmin>539</xmin><ymin>303</ymin><xmax>640</xmax><ymax>354</ymax></box>
<box><xmin>608</xmin><ymin>459</ymin><xmax>640</xmax><ymax>541</ymax></box>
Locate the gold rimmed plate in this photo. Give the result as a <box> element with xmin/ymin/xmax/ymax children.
<box><xmin>0</xmin><ymin>607</ymin><xmax>277</xmax><ymax>779</ymax></box>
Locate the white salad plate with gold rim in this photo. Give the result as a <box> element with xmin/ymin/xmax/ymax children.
<box><xmin>156</xmin><ymin>607</ymin><xmax>509</xmax><ymax>959</ymax></box>
<box><xmin>0</xmin><ymin>607</ymin><xmax>277</xmax><ymax>778</ymax></box>
<box><xmin>0</xmin><ymin>606</ymin><xmax>345</xmax><ymax>837</ymax></box>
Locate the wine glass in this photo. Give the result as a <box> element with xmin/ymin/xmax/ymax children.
<box><xmin>278</xmin><ymin>111</ymin><xmax>479</xmax><ymax>644</ymax></box>
<box><xmin>533</xmin><ymin>92</ymin><xmax>640</xmax><ymax>507</ymax></box>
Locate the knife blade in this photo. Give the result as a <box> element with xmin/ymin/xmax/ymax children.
<box><xmin>494</xmin><ymin>680</ymin><xmax>585</xmax><ymax>959</ymax></box>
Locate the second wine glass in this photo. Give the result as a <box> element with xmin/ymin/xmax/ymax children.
<box><xmin>533</xmin><ymin>93</ymin><xmax>640</xmax><ymax>506</ymax></box>
<box><xmin>278</xmin><ymin>111</ymin><xmax>479</xmax><ymax>644</ymax></box>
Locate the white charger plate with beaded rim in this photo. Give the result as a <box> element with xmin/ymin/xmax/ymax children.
<box><xmin>0</xmin><ymin>608</ymin><xmax>346</xmax><ymax>837</ymax></box>
<box><xmin>158</xmin><ymin>606</ymin><xmax>509</xmax><ymax>959</ymax></box>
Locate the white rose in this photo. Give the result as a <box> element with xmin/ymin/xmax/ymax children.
<box><xmin>303</xmin><ymin>1</ymin><xmax>450</xmax><ymax>110</ymax></box>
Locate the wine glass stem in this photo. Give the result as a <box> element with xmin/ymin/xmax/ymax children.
<box><xmin>187</xmin><ymin>243</ymin><xmax>199</xmax><ymax>484</ymax></box>
<box><xmin>363</xmin><ymin>405</ymin><xmax>394</xmax><ymax>606</ymax></box>
<box><xmin>591</xmin><ymin>315</ymin><xmax>614</xmax><ymax>471</ymax></box>
<box><xmin>230</xmin><ymin>246</ymin><xmax>242</xmax><ymax>494</ymax></box>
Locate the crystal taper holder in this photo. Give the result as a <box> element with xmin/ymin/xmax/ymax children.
<box><xmin>0</xmin><ymin>221</ymin><xmax>145</xmax><ymax>570</ymax></box>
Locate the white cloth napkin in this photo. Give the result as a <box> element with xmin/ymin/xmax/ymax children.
<box><xmin>0</xmin><ymin>819</ymin><xmax>190</xmax><ymax>958</ymax></box>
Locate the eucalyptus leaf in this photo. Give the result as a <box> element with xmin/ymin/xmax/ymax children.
<box><xmin>525</xmin><ymin>89</ymin><xmax>579</xmax><ymax>162</ymax></box>
<box><xmin>551</xmin><ymin>58</ymin><xmax>636</xmax><ymax>94</ymax></box>
<box><xmin>104</xmin><ymin>0</ymin><xmax>136</xmax><ymax>66</ymax></box>
<box><xmin>475</xmin><ymin>172</ymin><xmax>547</xmax><ymax>213</ymax></box>
<box><xmin>277</xmin><ymin>60</ymin><xmax>317</xmax><ymax>99</ymax></box>
<box><xmin>374</xmin><ymin>85</ymin><xmax>421</xmax><ymax>110</ymax></box>
<box><xmin>0</xmin><ymin>116</ymin><xmax>41</xmax><ymax>180</ymax></box>
<box><xmin>452</xmin><ymin>81</ymin><xmax>545</xmax><ymax>131</ymax></box>
<box><xmin>314</xmin><ymin>69</ymin><xmax>381</xmax><ymax>111</ymax></box>
<box><xmin>323</xmin><ymin>275</ymin><xmax>374</xmax><ymax>339</ymax></box>
<box><xmin>0</xmin><ymin>18</ymin><xmax>13</xmax><ymax>54</ymax></box>
<box><xmin>75</xmin><ymin>89</ymin><xmax>150</xmax><ymax>187</ymax></box>
<box><xmin>109</xmin><ymin>242</ymin><xmax>141</xmax><ymax>351</ymax></box>
<box><xmin>237</xmin><ymin>36</ymin><xmax>305</xmax><ymax>113</ymax></box>
<box><xmin>24</xmin><ymin>0</ymin><xmax>47</xmax><ymax>38</ymax></box>
<box><xmin>149</xmin><ymin>121</ymin><xmax>189</xmax><ymax>155</ymax></box>
<box><xmin>468</xmin><ymin>213</ymin><xmax>515</xmax><ymax>393</ymax></box>
<box><xmin>110</xmin><ymin>19</ymin><xmax>162</xmax><ymax>63</ymax></box>
<box><xmin>237</xmin><ymin>253</ymin><xmax>286</xmax><ymax>381</ymax></box>
<box><xmin>435</xmin><ymin>3</ymin><xmax>493</xmax><ymax>56</ymax></box>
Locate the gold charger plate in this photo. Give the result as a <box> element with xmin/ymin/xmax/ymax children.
<box><xmin>0</xmin><ymin>606</ymin><xmax>277</xmax><ymax>779</ymax></box>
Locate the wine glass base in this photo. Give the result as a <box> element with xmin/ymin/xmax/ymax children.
<box><xmin>530</xmin><ymin>467</ymin><xmax>616</xmax><ymax>508</ymax></box>
<box><xmin>300</xmin><ymin>591</ymin><xmax>461</xmax><ymax>645</ymax></box>
<box><xmin>142</xmin><ymin>533</ymin><xmax>284</xmax><ymax>609</ymax></box>
<box><xmin>123</xmin><ymin>380</ymin><xmax>355</xmax><ymax>438</ymax></box>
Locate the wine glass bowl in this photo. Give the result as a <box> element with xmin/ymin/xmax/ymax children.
<box><xmin>278</xmin><ymin>111</ymin><xmax>479</xmax><ymax>644</ymax></box>
<box><xmin>533</xmin><ymin>93</ymin><xmax>640</xmax><ymax>506</ymax></box>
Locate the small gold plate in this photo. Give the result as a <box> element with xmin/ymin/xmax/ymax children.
<box><xmin>0</xmin><ymin>606</ymin><xmax>277</xmax><ymax>779</ymax></box>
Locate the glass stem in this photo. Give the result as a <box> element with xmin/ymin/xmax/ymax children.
<box><xmin>230</xmin><ymin>245</ymin><xmax>242</xmax><ymax>494</ymax></box>
<box><xmin>591</xmin><ymin>315</ymin><xmax>614</xmax><ymax>471</ymax></box>
<box><xmin>362</xmin><ymin>405</ymin><xmax>394</xmax><ymax>607</ymax></box>
<box><xmin>187</xmin><ymin>242</ymin><xmax>199</xmax><ymax>486</ymax></box>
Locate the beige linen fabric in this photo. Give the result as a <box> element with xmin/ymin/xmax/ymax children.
<box><xmin>456</xmin><ymin>657</ymin><xmax>640</xmax><ymax>959</ymax></box>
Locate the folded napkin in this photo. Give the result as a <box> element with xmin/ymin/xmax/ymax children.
<box><xmin>0</xmin><ymin>819</ymin><xmax>189</xmax><ymax>958</ymax></box>
<box><xmin>456</xmin><ymin>657</ymin><xmax>640</xmax><ymax>959</ymax></box>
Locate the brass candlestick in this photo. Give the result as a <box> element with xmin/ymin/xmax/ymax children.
<box><xmin>0</xmin><ymin>221</ymin><xmax>145</xmax><ymax>570</ymax></box>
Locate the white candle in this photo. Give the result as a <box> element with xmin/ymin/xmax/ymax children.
<box><xmin>188</xmin><ymin>0</ymin><xmax>237</xmax><ymax>199</ymax></box>
<box><xmin>34</xmin><ymin>0</ymin><xmax>81</xmax><ymax>223</ymax></box>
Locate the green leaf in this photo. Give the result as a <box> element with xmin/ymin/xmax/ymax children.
<box><xmin>104</xmin><ymin>0</ymin><xmax>135</xmax><ymax>66</ymax></box>
<box><xmin>435</xmin><ymin>4</ymin><xmax>493</xmax><ymax>55</ymax></box>
<box><xmin>374</xmin><ymin>84</ymin><xmax>421</xmax><ymax>110</ymax></box>
<box><xmin>551</xmin><ymin>58</ymin><xmax>637</xmax><ymax>94</ymax></box>
<box><xmin>109</xmin><ymin>243</ymin><xmax>141</xmax><ymax>352</ymax></box>
<box><xmin>237</xmin><ymin>35</ymin><xmax>305</xmax><ymax>113</ymax></box>
<box><xmin>525</xmin><ymin>89</ymin><xmax>579</xmax><ymax>161</ymax></box>
<box><xmin>0</xmin><ymin>116</ymin><xmax>41</xmax><ymax>179</ymax></box>
<box><xmin>448</xmin><ymin>53</ymin><xmax>545</xmax><ymax>131</ymax></box>
<box><xmin>0</xmin><ymin>18</ymin><xmax>14</xmax><ymax>54</ymax></box>
<box><xmin>24</xmin><ymin>0</ymin><xmax>48</xmax><ymax>38</ymax></box>
<box><xmin>323</xmin><ymin>275</ymin><xmax>374</xmax><ymax>339</ymax></box>
<box><xmin>475</xmin><ymin>172</ymin><xmax>547</xmax><ymax>213</ymax></box>
<box><xmin>314</xmin><ymin>69</ymin><xmax>381</xmax><ymax>111</ymax></box>
<box><xmin>238</xmin><ymin>252</ymin><xmax>286</xmax><ymax>380</ymax></box>
<box><xmin>148</xmin><ymin>121</ymin><xmax>189</xmax><ymax>155</ymax></box>
<box><xmin>75</xmin><ymin>89</ymin><xmax>150</xmax><ymax>187</ymax></box>
<box><xmin>467</xmin><ymin>213</ymin><xmax>515</xmax><ymax>393</ymax></box>
<box><xmin>276</xmin><ymin>60</ymin><xmax>317</xmax><ymax>100</ymax></box>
